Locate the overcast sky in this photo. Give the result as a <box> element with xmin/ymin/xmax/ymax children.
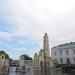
<box><xmin>0</xmin><ymin>0</ymin><xmax>75</xmax><ymax>59</ymax></box>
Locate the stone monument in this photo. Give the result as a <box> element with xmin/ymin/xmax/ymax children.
<box><xmin>34</xmin><ymin>33</ymin><xmax>53</xmax><ymax>70</ymax></box>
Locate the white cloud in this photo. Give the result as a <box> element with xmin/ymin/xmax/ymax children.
<box><xmin>12</xmin><ymin>48</ymin><xmax>40</xmax><ymax>58</ymax></box>
<box><xmin>0</xmin><ymin>0</ymin><xmax>75</xmax><ymax>47</ymax></box>
<box><xmin>13</xmin><ymin>48</ymin><xmax>28</xmax><ymax>51</ymax></box>
<box><xmin>13</xmin><ymin>47</ymin><xmax>40</xmax><ymax>52</ymax></box>
<box><xmin>0</xmin><ymin>31</ymin><xmax>12</xmax><ymax>41</ymax></box>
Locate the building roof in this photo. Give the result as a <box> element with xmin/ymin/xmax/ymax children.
<box><xmin>51</xmin><ymin>42</ymin><xmax>75</xmax><ymax>49</ymax></box>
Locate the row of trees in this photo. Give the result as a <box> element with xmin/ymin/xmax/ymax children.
<box><xmin>20</xmin><ymin>54</ymin><xmax>32</xmax><ymax>60</ymax></box>
<box><xmin>0</xmin><ymin>51</ymin><xmax>32</xmax><ymax>60</ymax></box>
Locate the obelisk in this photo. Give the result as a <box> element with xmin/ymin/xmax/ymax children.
<box><xmin>43</xmin><ymin>33</ymin><xmax>50</xmax><ymax>57</ymax></box>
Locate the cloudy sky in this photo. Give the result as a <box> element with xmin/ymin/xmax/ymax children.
<box><xmin>0</xmin><ymin>0</ymin><xmax>75</xmax><ymax>59</ymax></box>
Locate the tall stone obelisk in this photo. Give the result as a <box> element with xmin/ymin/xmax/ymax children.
<box><xmin>43</xmin><ymin>33</ymin><xmax>50</xmax><ymax>57</ymax></box>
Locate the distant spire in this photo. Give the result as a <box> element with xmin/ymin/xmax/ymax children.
<box><xmin>43</xmin><ymin>33</ymin><xmax>50</xmax><ymax>57</ymax></box>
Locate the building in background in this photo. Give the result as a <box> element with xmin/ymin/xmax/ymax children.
<box><xmin>34</xmin><ymin>33</ymin><xmax>53</xmax><ymax>70</ymax></box>
<box><xmin>24</xmin><ymin>60</ymin><xmax>33</xmax><ymax>69</ymax></box>
<box><xmin>9</xmin><ymin>60</ymin><xmax>19</xmax><ymax>72</ymax></box>
<box><xmin>0</xmin><ymin>54</ymin><xmax>9</xmax><ymax>71</ymax></box>
<box><xmin>18</xmin><ymin>56</ymin><xmax>25</xmax><ymax>72</ymax></box>
<box><xmin>18</xmin><ymin>55</ymin><xmax>33</xmax><ymax>72</ymax></box>
<box><xmin>51</xmin><ymin>42</ymin><xmax>75</xmax><ymax>65</ymax></box>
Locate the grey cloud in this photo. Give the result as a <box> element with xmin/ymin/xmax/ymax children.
<box><xmin>0</xmin><ymin>0</ymin><xmax>75</xmax><ymax>48</ymax></box>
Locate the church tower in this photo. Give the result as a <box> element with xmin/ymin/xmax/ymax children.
<box><xmin>34</xmin><ymin>33</ymin><xmax>53</xmax><ymax>70</ymax></box>
<box><xmin>43</xmin><ymin>33</ymin><xmax>50</xmax><ymax>57</ymax></box>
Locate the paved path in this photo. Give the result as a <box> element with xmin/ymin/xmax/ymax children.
<box><xmin>0</xmin><ymin>69</ymin><xmax>75</xmax><ymax>75</ymax></box>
